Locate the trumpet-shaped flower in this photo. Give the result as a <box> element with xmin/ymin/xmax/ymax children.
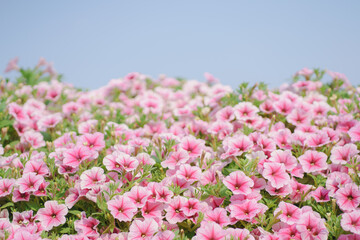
<box><xmin>36</xmin><ymin>201</ymin><xmax>68</xmax><ymax>231</ymax></box>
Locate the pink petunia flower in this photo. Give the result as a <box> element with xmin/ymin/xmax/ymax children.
<box><xmin>274</xmin><ymin>201</ymin><xmax>302</xmax><ymax>225</ymax></box>
<box><xmin>341</xmin><ymin>210</ymin><xmax>360</xmax><ymax>235</ymax></box>
<box><xmin>223</xmin><ymin>171</ymin><xmax>254</xmax><ymax>195</ymax></box>
<box><xmin>179</xmin><ymin>136</ymin><xmax>205</xmax><ymax>158</ymax></box>
<box><xmin>330</xmin><ymin>143</ymin><xmax>359</xmax><ymax>165</ymax></box>
<box><xmin>311</xmin><ymin>186</ymin><xmax>330</xmax><ymax>202</ymax></box>
<box><xmin>128</xmin><ymin>218</ymin><xmax>159</xmax><ymax>240</ymax></box>
<box><xmin>349</xmin><ymin>123</ymin><xmax>360</xmax><ymax>142</ymax></box>
<box><xmin>165</xmin><ymin>196</ymin><xmax>187</xmax><ymax>224</ymax></box>
<box><xmin>107</xmin><ymin>195</ymin><xmax>138</xmax><ymax>222</ymax></box>
<box><xmin>176</xmin><ymin>164</ymin><xmax>201</xmax><ymax>183</ymax></box>
<box><xmin>204</xmin><ymin>208</ymin><xmax>230</xmax><ymax>227</ymax></box>
<box><xmin>298</xmin><ymin>150</ymin><xmax>328</xmax><ymax>173</ymax></box>
<box><xmin>0</xmin><ymin>178</ymin><xmax>15</xmax><ymax>198</ymax></box>
<box><xmin>79</xmin><ymin>132</ymin><xmax>105</xmax><ymax>152</ymax></box>
<box><xmin>17</xmin><ymin>173</ymin><xmax>44</xmax><ymax>193</ymax></box>
<box><xmin>80</xmin><ymin>167</ymin><xmax>106</xmax><ymax>189</ymax></box>
<box><xmin>336</xmin><ymin>184</ymin><xmax>360</xmax><ymax>212</ymax></box>
<box><xmin>228</xmin><ymin>199</ymin><xmax>262</xmax><ymax>221</ymax></box>
<box><xmin>74</xmin><ymin>212</ymin><xmax>100</xmax><ymax>237</ymax></box>
<box><xmin>63</xmin><ymin>146</ymin><xmax>94</xmax><ymax>168</ymax></box>
<box><xmin>161</xmin><ymin>149</ymin><xmax>189</xmax><ymax>169</ymax></box>
<box><xmin>125</xmin><ymin>186</ymin><xmax>151</xmax><ymax>208</ymax></box>
<box><xmin>262</xmin><ymin>162</ymin><xmax>290</xmax><ymax>188</ymax></box>
<box><xmin>196</xmin><ymin>222</ymin><xmax>226</xmax><ymax>240</ymax></box>
<box><xmin>36</xmin><ymin>201</ymin><xmax>68</xmax><ymax>231</ymax></box>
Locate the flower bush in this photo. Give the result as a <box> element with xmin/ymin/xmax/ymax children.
<box><xmin>0</xmin><ymin>58</ymin><xmax>360</xmax><ymax>239</ymax></box>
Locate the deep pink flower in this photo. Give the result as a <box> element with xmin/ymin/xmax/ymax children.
<box><xmin>12</xmin><ymin>189</ymin><xmax>30</xmax><ymax>202</ymax></box>
<box><xmin>298</xmin><ymin>150</ymin><xmax>328</xmax><ymax>173</ymax></box>
<box><xmin>311</xmin><ymin>186</ymin><xmax>330</xmax><ymax>202</ymax></box>
<box><xmin>181</xmin><ymin>198</ymin><xmax>201</xmax><ymax>217</ymax></box>
<box><xmin>37</xmin><ymin>201</ymin><xmax>68</xmax><ymax>231</ymax></box>
<box><xmin>262</xmin><ymin>162</ymin><xmax>290</xmax><ymax>188</ymax></box>
<box><xmin>196</xmin><ymin>222</ymin><xmax>226</xmax><ymax>240</ymax></box>
<box><xmin>341</xmin><ymin>210</ymin><xmax>360</xmax><ymax>234</ymax></box>
<box><xmin>23</xmin><ymin>160</ymin><xmax>50</xmax><ymax>176</ymax></box>
<box><xmin>223</xmin><ymin>171</ymin><xmax>254</xmax><ymax>195</ymax></box>
<box><xmin>221</xmin><ymin>135</ymin><xmax>253</xmax><ymax>159</ymax></box>
<box><xmin>107</xmin><ymin>195</ymin><xmax>138</xmax><ymax>222</ymax></box>
<box><xmin>128</xmin><ymin>218</ymin><xmax>159</xmax><ymax>240</ymax></box>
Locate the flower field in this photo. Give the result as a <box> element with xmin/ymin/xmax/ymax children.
<box><xmin>1</xmin><ymin>58</ymin><xmax>360</xmax><ymax>239</ymax></box>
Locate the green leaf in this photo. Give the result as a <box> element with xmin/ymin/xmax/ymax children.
<box><xmin>40</xmin><ymin>131</ymin><xmax>52</xmax><ymax>141</ymax></box>
<box><xmin>0</xmin><ymin>202</ymin><xmax>14</xmax><ymax>209</ymax></box>
<box><xmin>0</xmin><ymin>119</ymin><xmax>14</xmax><ymax>129</ymax></box>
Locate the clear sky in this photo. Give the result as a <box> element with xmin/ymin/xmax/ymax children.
<box><xmin>1</xmin><ymin>1</ymin><xmax>359</xmax><ymax>89</ymax></box>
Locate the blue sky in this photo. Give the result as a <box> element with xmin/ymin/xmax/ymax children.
<box><xmin>1</xmin><ymin>1</ymin><xmax>359</xmax><ymax>89</ymax></box>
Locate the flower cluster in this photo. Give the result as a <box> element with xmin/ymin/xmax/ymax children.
<box><xmin>0</xmin><ymin>59</ymin><xmax>360</xmax><ymax>239</ymax></box>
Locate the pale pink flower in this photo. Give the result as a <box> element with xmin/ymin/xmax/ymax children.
<box><xmin>262</xmin><ymin>162</ymin><xmax>290</xmax><ymax>188</ymax></box>
<box><xmin>228</xmin><ymin>199</ymin><xmax>262</xmax><ymax>221</ymax></box>
<box><xmin>216</xmin><ymin>106</ymin><xmax>235</xmax><ymax>122</ymax></box>
<box><xmin>349</xmin><ymin>124</ymin><xmax>360</xmax><ymax>142</ymax></box>
<box><xmin>196</xmin><ymin>222</ymin><xmax>226</xmax><ymax>240</ymax></box>
<box><xmin>128</xmin><ymin>218</ymin><xmax>159</xmax><ymax>240</ymax></box>
<box><xmin>21</xmin><ymin>131</ymin><xmax>45</xmax><ymax>149</ymax></box>
<box><xmin>298</xmin><ymin>150</ymin><xmax>328</xmax><ymax>173</ymax></box>
<box><xmin>331</xmin><ymin>143</ymin><xmax>359</xmax><ymax>164</ymax></box>
<box><xmin>179</xmin><ymin>136</ymin><xmax>205</xmax><ymax>157</ymax></box>
<box><xmin>161</xmin><ymin>149</ymin><xmax>189</xmax><ymax>169</ymax></box>
<box><xmin>23</xmin><ymin>160</ymin><xmax>50</xmax><ymax>176</ymax></box>
<box><xmin>226</xmin><ymin>228</ymin><xmax>254</xmax><ymax>240</ymax></box>
<box><xmin>125</xmin><ymin>186</ymin><xmax>151</xmax><ymax>208</ymax></box>
<box><xmin>274</xmin><ymin>201</ymin><xmax>301</xmax><ymax>225</ymax></box>
<box><xmin>4</xmin><ymin>57</ymin><xmax>19</xmax><ymax>72</ymax></box>
<box><xmin>223</xmin><ymin>171</ymin><xmax>254</xmax><ymax>195</ymax></box>
<box><xmin>79</xmin><ymin>132</ymin><xmax>105</xmax><ymax>151</ymax></box>
<box><xmin>80</xmin><ymin>167</ymin><xmax>106</xmax><ymax>189</ymax></box>
<box><xmin>341</xmin><ymin>210</ymin><xmax>360</xmax><ymax>235</ymax></box>
<box><xmin>141</xmin><ymin>201</ymin><xmax>163</xmax><ymax>219</ymax></box>
<box><xmin>176</xmin><ymin>164</ymin><xmax>201</xmax><ymax>183</ymax></box>
<box><xmin>305</xmin><ymin>132</ymin><xmax>330</xmax><ymax>148</ymax></box>
<box><xmin>12</xmin><ymin>189</ymin><xmax>30</xmax><ymax>202</ymax></box>
<box><xmin>336</xmin><ymin>184</ymin><xmax>360</xmax><ymax>212</ymax></box>
<box><xmin>268</xmin><ymin>150</ymin><xmax>297</xmax><ymax>171</ymax></box>
<box><xmin>204</xmin><ymin>208</ymin><xmax>230</xmax><ymax>227</ymax></box>
<box><xmin>234</xmin><ymin>102</ymin><xmax>259</xmax><ymax>120</ymax></box>
<box><xmin>107</xmin><ymin>195</ymin><xmax>138</xmax><ymax>222</ymax></box>
<box><xmin>63</xmin><ymin>146</ymin><xmax>94</xmax><ymax>168</ymax></box>
<box><xmin>311</xmin><ymin>186</ymin><xmax>330</xmax><ymax>202</ymax></box>
<box><xmin>0</xmin><ymin>178</ymin><xmax>15</xmax><ymax>198</ymax></box>
<box><xmin>74</xmin><ymin>212</ymin><xmax>100</xmax><ymax>237</ymax></box>
<box><xmin>165</xmin><ymin>196</ymin><xmax>187</xmax><ymax>224</ymax></box>
<box><xmin>36</xmin><ymin>201</ymin><xmax>68</xmax><ymax>231</ymax></box>
<box><xmin>181</xmin><ymin>198</ymin><xmax>201</xmax><ymax>217</ymax></box>
<box><xmin>17</xmin><ymin>173</ymin><xmax>44</xmax><ymax>193</ymax></box>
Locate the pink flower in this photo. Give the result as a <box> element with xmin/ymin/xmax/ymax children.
<box><xmin>176</xmin><ymin>164</ymin><xmax>201</xmax><ymax>183</ymax></box>
<box><xmin>204</xmin><ymin>208</ymin><xmax>230</xmax><ymax>227</ymax></box>
<box><xmin>128</xmin><ymin>218</ymin><xmax>159</xmax><ymax>240</ymax></box>
<box><xmin>165</xmin><ymin>196</ymin><xmax>187</xmax><ymax>224</ymax></box>
<box><xmin>268</xmin><ymin>150</ymin><xmax>297</xmax><ymax>171</ymax></box>
<box><xmin>298</xmin><ymin>150</ymin><xmax>328</xmax><ymax>173</ymax></box>
<box><xmin>196</xmin><ymin>222</ymin><xmax>226</xmax><ymax>240</ymax></box>
<box><xmin>4</xmin><ymin>57</ymin><xmax>19</xmax><ymax>73</ymax></box>
<box><xmin>21</xmin><ymin>131</ymin><xmax>45</xmax><ymax>149</ymax></box>
<box><xmin>349</xmin><ymin>124</ymin><xmax>360</xmax><ymax>142</ymax></box>
<box><xmin>0</xmin><ymin>178</ymin><xmax>15</xmax><ymax>197</ymax></box>
<box><xmin>17</xmin><ymin>173</ymin><xmax>44</xmax><ymax>193</ymax></box>
<box><xmin>262</xmin><ymin>162</ymin><xmax>290</xmax><ymax>188</ymax></box>
<box><xmin>221</xmin><ymin>135</ymin><xmax>253</xmax><ymax>159</ymax></box>
<box><xmin>181</xmin><ymin>198</ymin><xmax>201</xmax><ymax>217</ymax></box>
<box><xmin>179</xmin><ymin>136</ymin><xmax>205</xmax><ymax>157</ymax></box>
<box><xmin>228</xmin><ymin>199</ymin><xmax>262</xmax><ymax>221</ymax></box>
<box><xmin>36</xmin><ymin>201</ymin><xmax>68</xmax><ymax>231</ymax></box>
<box><xmin>125</xmin><ymin>186</ymin><xmax>151</xmax><ymax>208</ymax></box>
<box><xmin>331</xmin><ymin>143</ymin><xmax>359</xmax><ymax>164</ymax></box>
<box><xmin>216</xmin><ymin>106</ymin><xmax>235</xmax><ymax>122</ymax></box>
<box><xmin>8</xmin><ymin>102</ymin><xmax>29</xmax><ymax>122</ymax></box>
<box><xmin>296</xmin><ymin>67</ymin><xmax>314</xmax><ymax>78</ymax></box>
<box><xmin>80</xmin><ymin>167</ymin><xmax>106</xmax><ymax>189</ymax></box>
<box><xmin>274</xmin><ymin>201</ymin><xmax>302</xmax><ymax>225</ymax></box>
<box><xmin>226</xmin><ymin>228</ymin><xmax>254</xmax><ymax>240</ymax></box>
<box><xmin>286</xmin><ymin>109</ymin><xmax>311</xmax><ymax>126</ymax></box>
<box><xmin>153</xmin><ymin>231</ymin><xmax>175</xmax><ymax>240</ymax></box>
<box><xmin>223</xmin><ymin>171</ymin><xmax>254</xmax><ymax>195</ymax></box>
<box><xmin>161</xmin><ymin>149</ymin><xmax>189</xmax><ymax>169</ymax></box>
<box><xmin>311</xmin><ymin>186</ymin><xmax>330</xmax><ymax>202</ymax></box>
<box><xmin>141</xmin><ymin>201</ymin><xmax>163</xmax><ymax>219</ymax></box>
<box><xmin>63</xmin><ymin>146</ymin><xmax>94</xmax><ymax>168</ymax></box>
<box><xmin>79</xmin><ymin>132</ymin><xmax>105</xmax><ymax>151</ymax></box>
<box><xmin>341</xmin><ymin>210</ymin><xmax>360</xmax><ymax>234</ymax></box>
<box><xmin>23</xmin><ymin>160</ymin><xmax>50</xmax><ymax>176</ymax></box>
<box><xmin>107</xmin><ymin>195</ymin><xmax>138</xmax><ymax>222</ymax></box>
<box><xmin>74</xmin><ymin>212</ymin><xmax>100</xmax><ymax>237</ymax></box>
<box><xmin>336</xmin><ymin>184</ymin><xmax>360</xmax><ymax>212</ymax></box>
